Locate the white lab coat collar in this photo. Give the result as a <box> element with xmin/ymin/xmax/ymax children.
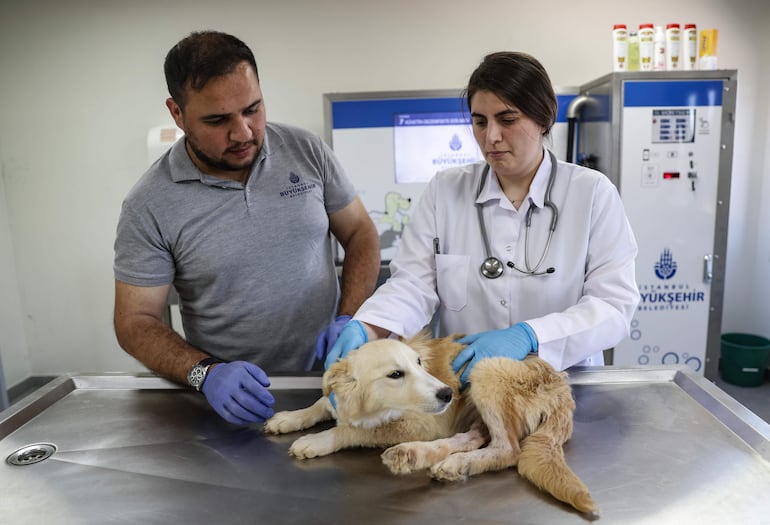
<box><xmin>475</xmin><ymin>146</ymin><xmax>552</xmax><ymax>210</ymax></box>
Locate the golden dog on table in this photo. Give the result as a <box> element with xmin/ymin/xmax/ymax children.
<box><xmin>264</xmin><ymin>333</ymin><xmax>598</xmax><ymax>518</ymax></box>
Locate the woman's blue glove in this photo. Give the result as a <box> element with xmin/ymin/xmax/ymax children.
<box><xmin>201</xmin><ymin>361</ymin><xmax>275</xmax><ymax>425</ymax></box>
<box><xmin>315</xmin><ymin>315</ymin><xmax>352</xmax><ymax>361</ymax></box>
<box><xmin>451</xmin><ymin>322</ymin><xmax>538</xmax><ymax>387</ymax></box>
<box><xmin>324</xmin><ymin>320</ymin><xmax>369</xmax><ymax>369</ymax></box>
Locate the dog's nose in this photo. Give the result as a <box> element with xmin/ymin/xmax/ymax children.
<box><xmin>436</xmin><ymin>386</ymin><xmax>453</xmax><ymax>403</ymax></box>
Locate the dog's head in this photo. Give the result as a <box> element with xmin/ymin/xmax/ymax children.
<box><xmin>323</xmin><ymin>338</ymin><xmax>453</xmax><ymax>428</ymax></box>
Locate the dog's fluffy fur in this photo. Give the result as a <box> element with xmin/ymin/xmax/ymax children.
<box><xmin>264</xmin><ymin>333</ymin><xmax>598</xmax><ymax>517</ymax></box>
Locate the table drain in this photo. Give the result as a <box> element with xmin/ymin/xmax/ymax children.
<box><xmin>6</xmin><ymin>443</ymin><xmax>57</xmax><ymax>466</ymax></box>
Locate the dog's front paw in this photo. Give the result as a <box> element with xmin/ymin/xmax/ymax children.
<box><xmin>264</xmin><ymin>411</ymin><xmax>306</xmax><ymax>434</ymax></box>
<box><xmin>289</xmin><ymin>431</ymin><xmax>336</xmax><ymax>459</ymax></box>
<box><xmin>382</xmin><ymin>444</ymin><xmax>420</xmax><ymax>474</ymax></box>
<box><xmin>429</xmin><ymin>454</ymin><xmax>471</xmax><ymax>482</ymax></box>
<box><xmin>382</xmin><ymin>443</ymin><xmax>435</xmax><ymax>474</ymax></box>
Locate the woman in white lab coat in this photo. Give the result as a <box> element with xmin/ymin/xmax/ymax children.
<box><xmin>325</xmin><ymin>51</ymin><xmax>640</xmax><ymax>381</ymax></box>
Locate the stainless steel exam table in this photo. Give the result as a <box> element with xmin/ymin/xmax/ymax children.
<box><xmin>1</xmin><ymin>367</ymin><xmax>769</xmax><ymax>525</ymax></box>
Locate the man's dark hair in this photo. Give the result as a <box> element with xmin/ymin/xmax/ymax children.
<box><xmin>164</xmin><ymin>30</ymin><xmax>258</xmax><ymax>108</ymax></box>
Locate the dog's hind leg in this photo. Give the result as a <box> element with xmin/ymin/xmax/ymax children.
<box><xmin>517</xmin><ymin>411</ymin><xmax>599</xmax><ymax>518</ymax></box>
<box><xmin>381</xmin><ymin>427</ymin><xmax>487</xmax><ymax>474</ymax></box>
<box><xmin>429</xmin><ymin>411</ymin><xmax>520</xmax><ymax>481</ymax></box>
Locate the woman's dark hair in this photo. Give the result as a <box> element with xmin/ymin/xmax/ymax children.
<box><xmin>464</xmin><ymin>51</ymin><xmax>558</xmax><ymax>136</ymax></box>
<box><xmin>164</xmin><ymin>31</ymin><xmax>258</xmax><ymax>108</ymax></box>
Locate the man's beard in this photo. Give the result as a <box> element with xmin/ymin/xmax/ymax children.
<box><xmin>186</xmin><ymin>137</ymin><xmax>257</xmax><ymax>174</ymax></box>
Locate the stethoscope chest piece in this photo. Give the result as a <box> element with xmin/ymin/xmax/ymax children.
<box><xmin>481</xmin><ymin>257</ymin><xmax>504</xmax><ymax>279</ymax></box>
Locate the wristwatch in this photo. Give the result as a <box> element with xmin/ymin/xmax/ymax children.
<box><xmin>187</xmin><ymin>357</ymin><xmax>222</xmax><ymax>391</ymax></box>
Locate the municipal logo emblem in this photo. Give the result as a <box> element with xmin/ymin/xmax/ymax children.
<box><xmin>654</xmin><ymin>248</ymin><xmax>677</xmax><ymax>280</ymax></box>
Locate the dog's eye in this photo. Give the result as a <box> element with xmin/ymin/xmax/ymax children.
<box><xmin>417</xmin><ymin>357</ymin><xmax>422</xmax><ymax>366</ymax></box>
<box><xmin>388</xmin><ymin>370</ymin><xmax>404</xmax><ymax>379</ymax></box>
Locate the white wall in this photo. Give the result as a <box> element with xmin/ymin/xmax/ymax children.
<box><xmin>0</xmin><ymin>163</ymin><xmax>30</xmax><ymax>386</ymax></box>
<box><xmin>0</xmin><ymin>0</ymin><xmax>768</xmax><ymax>387</ymax></box>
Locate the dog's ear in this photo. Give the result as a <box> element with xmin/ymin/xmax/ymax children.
<box><xmin>323</xmin><ymin>360</ymin><xmax>359</xmax><ymax>423</ymax></box>
<box><xmin>401</xmin><ymin>330</ymin><xmax>434</xmax><ymax>359</ymax></box>
<box><xmin>322</xmin><ymin>359</ymin><xmax>355</xmax><ymax>397</ymax></box>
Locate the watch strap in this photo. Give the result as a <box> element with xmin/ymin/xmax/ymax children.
<box><xmin>197</xmin><ymin>357</ymin><xmax>223</xmax><ymax>367</ymax></box>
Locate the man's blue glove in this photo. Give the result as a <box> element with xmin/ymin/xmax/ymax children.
<box><xmin>315</xmin><ymin>315</ymin><xmax>352</xmax><ymax>361</ymax></box>
<box><xmin>324</xmin><ymin>320</ymin><xmax>368</xmax><ymax>369</ymax></box>
<box><xmin>201</xmin><ymin>361</ymin><xmax>275</xmax><ymax>425</ymax></box>
<box><xmin>451</xmin><ymin>322</ymin><xmax>538</xmax><ymax>387</ymax></box>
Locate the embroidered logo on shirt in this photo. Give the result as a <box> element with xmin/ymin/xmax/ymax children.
<box><xmin>280</xmin><ymin>172</ymin><xmax>317</xmax><ymax>198</ymax></box>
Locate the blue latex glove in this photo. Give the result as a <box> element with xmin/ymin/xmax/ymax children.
<box><xmin>324</xmin><ymin>320</ymin><xmax>369</xmax><ymax>369</ymax></box>
<box><xmin>201</xmin><ymin>361</ymin><xmax>275</xmax><ymax>425</ymax></box>
<box><xmin>451</xmin><ymin>322</ymin><xmax>538</xmax><ymax>387</ymax></box>
<box><xmin>315</xmin><ymin>315</ymin><xmax>352</xmax><ymax>361</ymax></box>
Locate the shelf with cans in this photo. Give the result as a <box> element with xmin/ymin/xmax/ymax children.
<box><xmin>613</xmin><ymin>23</ymin><xmax>718</xmax><ymax>73</ymax></box>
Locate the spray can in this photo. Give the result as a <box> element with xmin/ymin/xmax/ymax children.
<box><xmin>683</xmin><ymin>24</ymin><xmax>698</xmax><ymax>70</ymax></box>
<box><xmin>653</xmin><ymin>26</ymin><xmax>666</xmax><ymax>71</ymax></box>
<box><xmin>612</xmin><ymin>24</ymin><xmax>628</xmax><ymax>72</ymax></box>
<box><xmin>665</xmin><ymin>23</ymin><xmax>681</xmax><ymax>70</ymax></box>
<box><xmin>638</xmin><ymin>23</ymin><xmax>655</xmax><ymax>71</ymax></box>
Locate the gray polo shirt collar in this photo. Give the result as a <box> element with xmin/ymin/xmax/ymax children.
<box><xmin>167</xmin><ymin>126</ymin><xmax>281</xmax><ymax>188</ymax></box>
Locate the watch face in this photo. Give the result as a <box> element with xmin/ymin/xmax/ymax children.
<box><xmin>188</xmin><ymin>365</ymin><xmax>207</xmax><ymax>390</ymax></box>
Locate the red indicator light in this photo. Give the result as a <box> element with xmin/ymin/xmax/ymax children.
<box><xmin>663</xmin><ymin>172</ymin><xmax>680</xmax><ymax>179</ymax></box>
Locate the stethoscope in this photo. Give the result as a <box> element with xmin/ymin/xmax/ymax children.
<box><xmin>477</xmin><ymin>149</ymin><xmax>559</xmax><ymax>279</ymax></box>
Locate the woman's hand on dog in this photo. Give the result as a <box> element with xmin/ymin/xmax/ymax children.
<box><xmin>452</xmin><ymin>322</ymin><xmax>538</xmax><ymax>386</ymax></box>
<box><xmin>314</xmin><ymin>315</ymin><xmax>352</xmax><ymax>361</ymax></box>
<box><xmin>201</xmin><ymin>361</ymin><xmax>275</xmax><ymax>425</ymax></box>
<box><xmin>323</xmin><ymin>320</ymin><xmax>370</xmax><ymax>369</ymax></box>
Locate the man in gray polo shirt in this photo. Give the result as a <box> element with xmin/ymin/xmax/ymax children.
<box><xmin>113</xmin><ymin>31</ymin><xmax>380</xmax><ymax>425</ymax></box>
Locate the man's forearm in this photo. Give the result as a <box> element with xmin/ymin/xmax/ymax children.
<box><xmin>337</xmin><ymin>230</ymin><xmax>380</xmax><ymax>316</ymax></box>
<box><xmin>115</xmin><ymin>315</ymin><xmax>209</xmax><ymax>385</ymax></box>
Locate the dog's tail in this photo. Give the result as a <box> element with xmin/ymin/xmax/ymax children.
<box><xmin>517</xmin><ymin>417</ymin><xmax>599</xmax><ymax>519</ymax></box>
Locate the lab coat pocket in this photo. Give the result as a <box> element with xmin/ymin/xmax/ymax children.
<box><xmin>435</xmin><ymin>254</ymin><xmax>469</xmax><ymax>311</ymax></box>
